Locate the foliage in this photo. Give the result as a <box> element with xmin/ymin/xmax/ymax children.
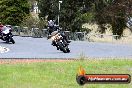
<box><xmin>95</xmin><ymin>0</ymin><xmax>132</xmax><ymax>38</ymax></box>
<box><xmin>0</xmin><ymin>59</ymin><xmax>131</xmax><ymax>88</ymax></box>
<box><xmin>21</xmin><ymin>15</ymin><xmax>38</xmax><ymax>29</ymax></box>
<box><xmin>38</xmin><ymin>0</ymin><xmax>132</xmax><ymax>37</ymax></box>
<box><xmin>21</xmin><ymin>15</ymin><xmax>46</xmax><ymax>29</ymax></box>
<box><xmin>38</xmin><ymin>0</ymin><xmax>95</xmax><ymax>32</ymax></box>
<box><xmin>0</xmin><ymin>0</ymin><xmax>30</xmax><ymax>26</ymax></box>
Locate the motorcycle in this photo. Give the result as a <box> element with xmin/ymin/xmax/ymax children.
<box><xmin>0</xmin><ymin>26</ymin><xmax>15</xmax><ymax>44</ymax></box>
<box><xmin>47</xmin><ymin>25</ymin><xmax>60</xmax><ymax>36</ymax></box>
<box><xmin>49</xmin><ymin>31</ymin><xmax>70</xmax><ymax>53</ymax></box>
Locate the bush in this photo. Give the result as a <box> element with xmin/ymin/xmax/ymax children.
<box><xmin>21</xmin><ymin>15</ymin><xmax>46</xmax><ymax>29</ymax></box>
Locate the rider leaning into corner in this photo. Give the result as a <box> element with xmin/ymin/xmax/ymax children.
<box><xmin>47</xmin><ymin>19</ymin><xmax>71</xmax><ymax>49</ymax></box>
<box><xmin>47</xmin><ymin>19</ymin><xmax>55</xmax><ymax>35</ymax></box>
<box><xmin>0</xmin><ymin>22</ymin><xmax>12</xmax><ymax>41</ymax></box>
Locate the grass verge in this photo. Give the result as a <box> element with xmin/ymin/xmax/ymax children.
<box><xmin>0</xmin><ymin>59</ymin><xmax>132</xmax><ymax>88</ymax></box>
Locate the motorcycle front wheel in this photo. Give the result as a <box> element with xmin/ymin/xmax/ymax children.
<box><xmin>10</xmin><ymin>38</ymin><xmax>15</xmax><ymax>44</ymax></box>
<box><xmin>58</xmin><ymin>42</ymin><xmax>70</xmax><ymax>53</ymax></box>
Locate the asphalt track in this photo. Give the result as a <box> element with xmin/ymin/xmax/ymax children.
<box><xmin>0</xmin><ymin>36</ymin><xmax>132</xmax><ymax>59</ymax></box>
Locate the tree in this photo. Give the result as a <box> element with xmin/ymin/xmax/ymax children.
<box><xmin>38</xmin><ymin>0</ymin><xmax>132</xmax><ymax>37</ymax></box>
<box><xmin>0</xmin><ymin>0</ymin><xmax>30</xmax><ymax>25</ymax></box>
<box><xmin>38</xmin><ymin>0</ymin><xmax>55</xmax><ymax>20</ymax></box>
<box><xmin>38</xmin><ymin>0</ymin><xmax>95</xmax><ymax>32</ymax></box>
<box><xmin>95</xmin><ymin>0</ymin><xmax>132</xmax><ymax>38</ymax></box>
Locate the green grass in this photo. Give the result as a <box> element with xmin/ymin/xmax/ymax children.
<box><xmin>0</xmin><ymin>59</ymin><xmax>132</xmax><ymax>88</ymax></box>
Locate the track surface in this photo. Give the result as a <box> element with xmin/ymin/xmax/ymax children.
<box><xmin>0</xmin><ymin>36</ymin><xmax>132</xmax><ymax>59</ymax></box>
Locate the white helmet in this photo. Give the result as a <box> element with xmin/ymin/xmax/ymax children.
<box><xmin>49</xmin><ymin>20</ymin><xmax>52</xmax><ymax>22</ymax></box>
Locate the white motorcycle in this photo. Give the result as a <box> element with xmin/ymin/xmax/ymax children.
<box><xmin>0</xmin><ymin>26</ymin><xmax>15</xmax><ymax>44</ymax></box>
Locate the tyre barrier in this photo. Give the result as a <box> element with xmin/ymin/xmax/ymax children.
<box><xmin>12</xmin><ymin>26</ymin><xmax>86</xmax><ymax>40</ymax></box>
<box><xmin>31</xmin><ymin>28</ymin><xmax>43</xmax><ymax>38</ymax></box>
<box><xmin>42</xmin><ymin>29</ymin><xmax>49</xmax><ymax>37</ymax></box>
<box><xmin>12</xmin><ymin>26</ymin><xmax>21</xmax><ymax>36</ymax></box>
<box><xmin>20</xmin><ymin>27</ymin><xmax>31</xmax><ymax>37</ymax></box>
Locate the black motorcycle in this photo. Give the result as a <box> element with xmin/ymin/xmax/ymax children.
<box><xmin>0</xmin><ymin>31</ymin><xmax>15</xmax><ymax>44</ymax></box>
<box><xmin>49</xmin><ymin>31</ymin><xmax>70</xmax><ymax>53</ymax></box>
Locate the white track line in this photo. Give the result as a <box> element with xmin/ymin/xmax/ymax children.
<box><xmin>0</xmin><ymin>46</ymin><xmax>10</xmax><ymax>53</ymax></box>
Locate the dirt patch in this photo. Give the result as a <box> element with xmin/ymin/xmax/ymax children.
<box><xmin>0</xmin><ymin>59</ymin><xmax>74</xmax><ymax>64</ymax></box>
